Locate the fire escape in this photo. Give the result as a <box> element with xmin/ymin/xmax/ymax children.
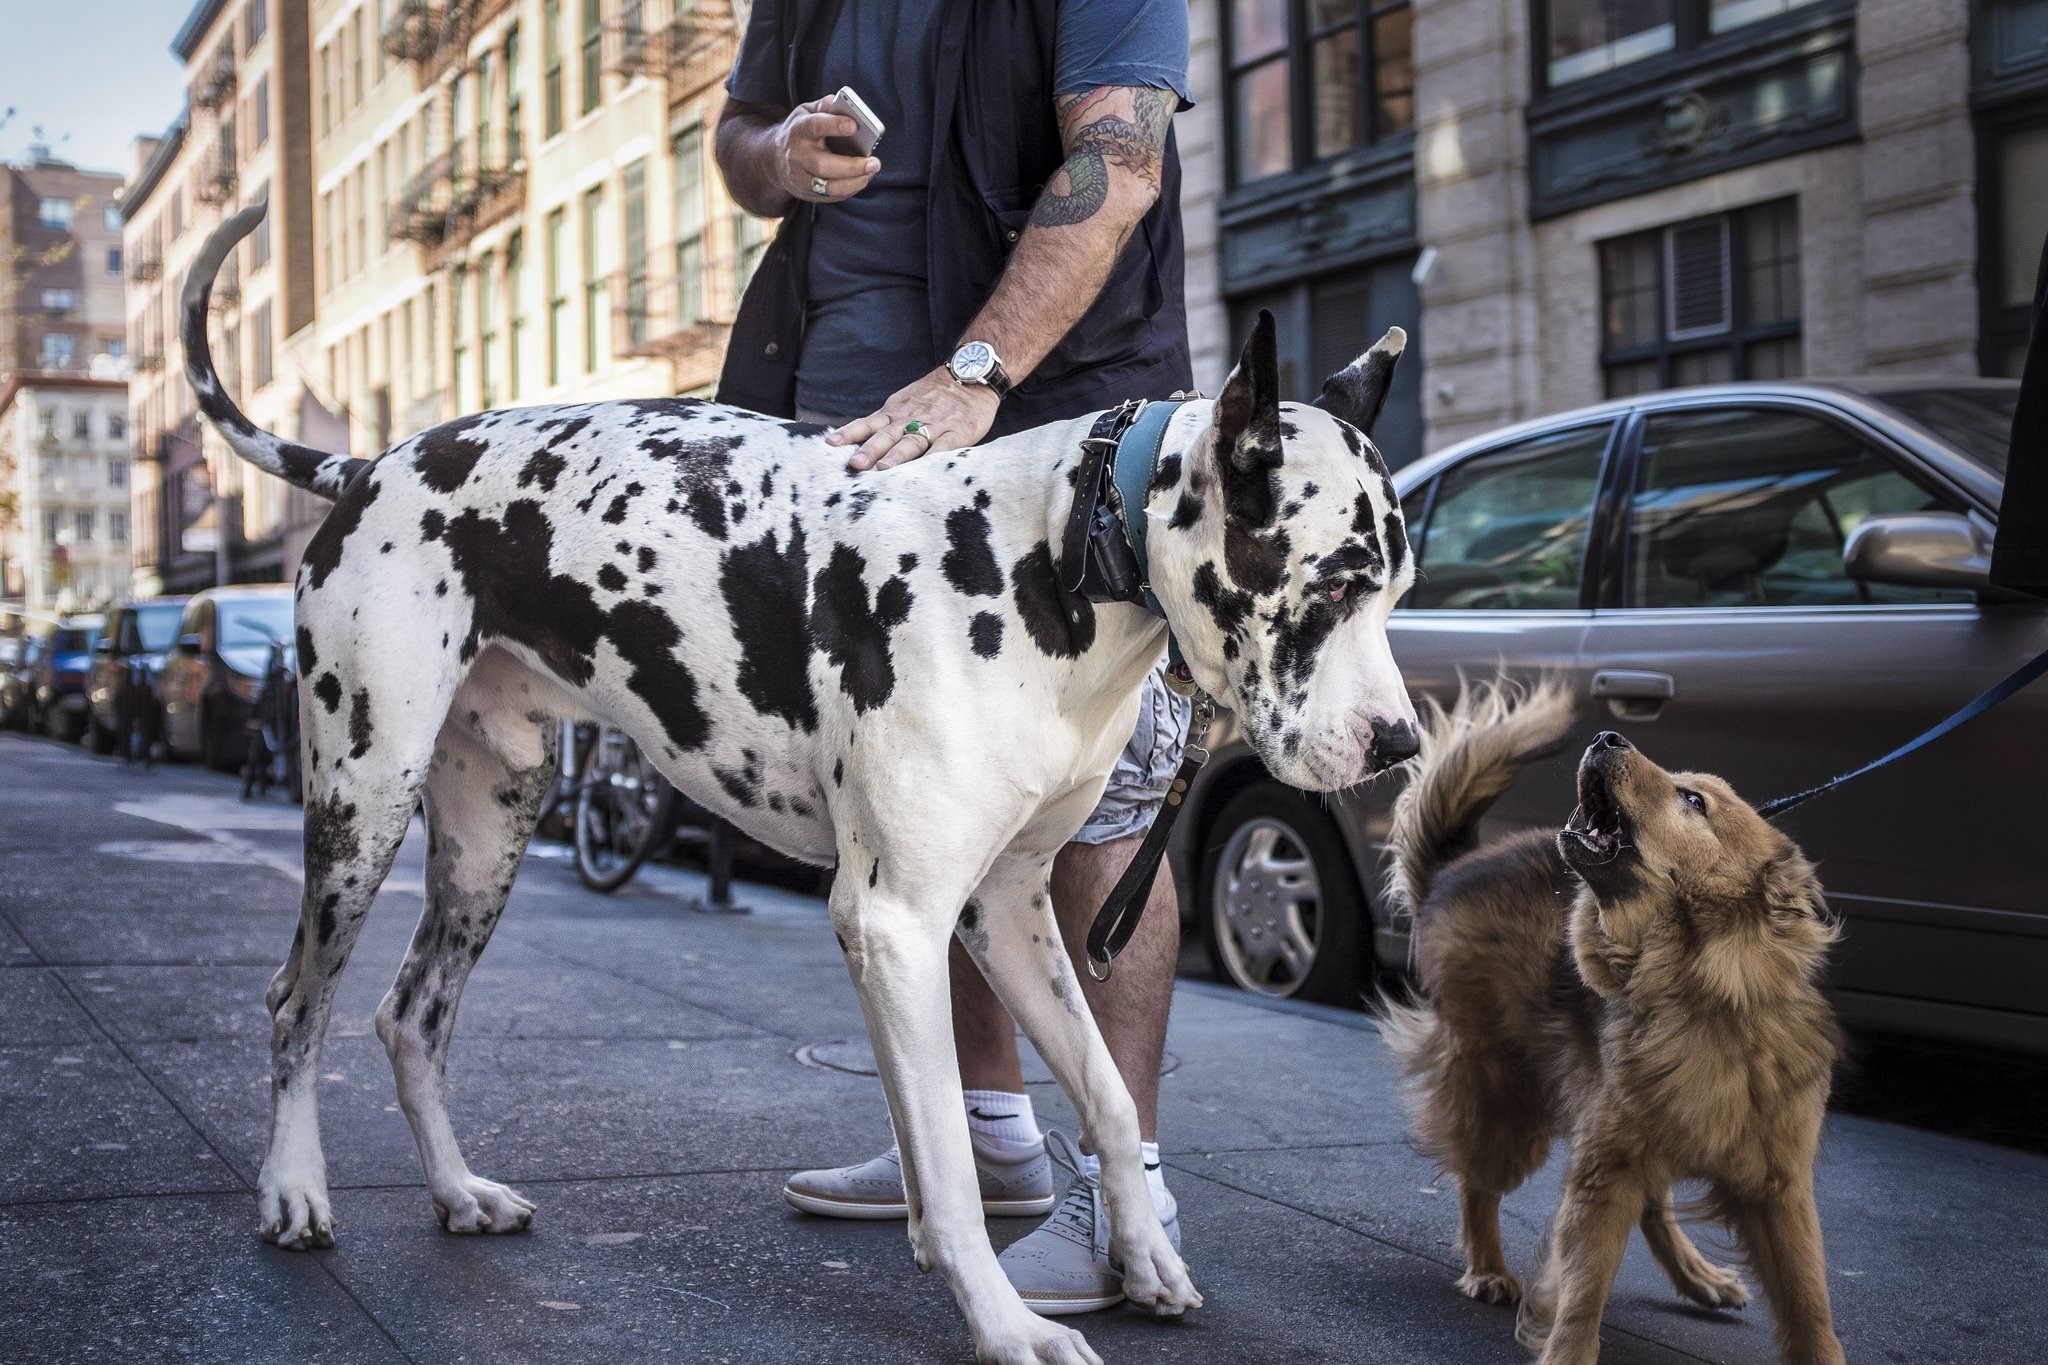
<box><xmin>604</xmin><ymin>0</ymin><xmax>747</xmax><ymax>380</ymax></box>
<box><xmin>384</xmin><ymin>0</ymin><xmax>526</xmax><ymax>259</ymax></box>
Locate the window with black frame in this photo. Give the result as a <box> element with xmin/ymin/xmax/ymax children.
<box><xmin>1981</xmin><ymin>119</ymin><xmax>2047</xmax><ymax>377</ymax></box>
<box><xmin>1226</xmin><ymin>0</ymin><xmax>1414</xmax><ymax>188</ymax></box>
<box><xmin>1598</xmin><ymin>198</ymin><xmax>1801</xmax><ymax>397</ymax></box>
<box><xmin>1540</xmin><ymin>0</ymin><xmax>1825</xmax><ymax>88</ymax></box>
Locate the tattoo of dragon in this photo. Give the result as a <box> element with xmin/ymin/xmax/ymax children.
<box><xmin>1030</xmin><ymin>87</ymin><xmax>1173</xmax><ymax>230</ymax></box>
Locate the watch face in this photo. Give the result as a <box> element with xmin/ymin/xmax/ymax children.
<box><xmin>952</xmin><ymin>343</ymin><xmax>995</xmax><ymax>383</ymax></box>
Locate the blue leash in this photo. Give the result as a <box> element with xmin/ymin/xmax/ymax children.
<box><xmin>1757</xmin><ymin>643</ymin><xmax>2048</xmax><ymax>819</ymax></box>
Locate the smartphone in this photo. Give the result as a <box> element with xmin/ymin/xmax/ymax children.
<box><xmin>826</xmin><ymin>86</ymin><xmax>885</xmax><ymax>159</ymax></box>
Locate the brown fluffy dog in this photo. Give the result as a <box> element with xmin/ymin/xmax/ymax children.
<box><xmin>1380</xmin><ymin>680</ymin><xmax>1846</xmax><ymax>1365</ymax></box>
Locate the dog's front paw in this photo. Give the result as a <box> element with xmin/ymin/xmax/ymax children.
<box><xmin>257</xmin><ymin>1173</ymin><xmax>335</xmax><ymax>1250</ymax></box>
<box><xmin>1116</xmin><ymin>1230</ymin><xmax>1202</xmax><ymax>1317</ymax></box>
<box><xmin>1457</xmin><ymin>1269</ymin><xmax>1523</xmax><ymax>1305</ymax></box>
<box><xmin>977</xmin><ymin>1316</ymin><xmax>1101</xmax><ymax>1365</ymax></box>
<box><xmin>1674</xmin><ymin>1260</ymin><xmax>1749</xmax><ymax>1310</ymax></box>
<box><xmin>432</xmin><ymin>1175</ymin><xmax>536</xmax><ymax>1234</ymax></box>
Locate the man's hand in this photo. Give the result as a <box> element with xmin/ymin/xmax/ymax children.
<box><xmin>716</xmin><ymin>94</ymin><xmax>879</xmax><ymax>217</ymax></box>
<box><xmin>774</xmin><ymin>96</ymin><xmax>881</xmax><ymax>204</ymax></box>
<box><xmin>829</xmin><ymin>367</ymin><xmax>1002</xmax><ymax>471</ymax></box>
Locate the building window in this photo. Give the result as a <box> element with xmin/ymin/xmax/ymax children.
<box><xmin>109</xmin><ymin>413</ymin><xmax>126</xmax><ymax>440</ymax></box>
<box><xmin>251</xmin><ymin>188</ymin><xmax>272</xmax><ymax>267</ymax></box>
<box><xmin>478</xmin><ymin>251</ymin><xmax>499</xmax><ymax>408</ymax></box>
<box><xmin>1539</xmin><ymin>0</ymin><xmax>1820</xmax><ymax>88</ymax></box>
<box><xmin>41</xmin><ymin>333</ymin><xmax>76</xmax><ymax>367</ymax></box>
<box><xmin>104</xmin><ymin>204</ymin><xmax>122</xmax><ymax>232</ymax></box>
<box><xmin>506</xmin><ymin>25</ymin><xmax>524</xmax><ymax>163</ymax></box>
<box><xmin>169</xmin><ymin>186</ymin><xmax>184</xmax><ymax>238</ymax></box>
<box><xmin>73</xmin><ymin>411</ymin><xmax>91</xmax><ymax>439</ymax></box>
<box><xmin>1981</xmin><ymin>120</ymin><xmax>2047</xmax><ymax>377</ymax></box>
<box><xmin>622</xmin><ymin>158</ymin><xmax>648</xmax><ymax>348</ymax></box>
<box><xmin>453</xmin><ymin>267</ymin><xmax>470</xmax><ymax>409</ymax></box>
<box><xmin>254</xmin><ymin>72</ymin><xmax>270</xmax><ymax>146</ymax></box>
<box><xmin>111</xmin><ymin>511</ymin><xmax>129</xmax><ymax>544</ymax></box>
<box><xmin>44</xmin><ymin>510</ymin><xmax>60</xmax><ymax>542</ymax></box>
<box><xmin>249</xmin><ymin>0</ymin><xmax>266</xmax><ymax>44</ymax></box>
<box><xmin>319</xmin><ymin>43</ymin><xmax>334</xmax><ymax>137</ymax></box>
<box><xmin>352</xmin><ymin>7</ymin><xmax>366</xmax><ymax>103</ymax></box>
<box><xmin>107</xmin><ymin>247</ymin><xmax>123</xmax><ymax>275</ymax></box>
<box><xmin>544</xmin><ymin>0</ymin><xmax>565</xmax><ymax>137</ymax></box>
<box><xmin>475</xmin><ymin>50</ymin><xmax>496</xmax><ymax>173</ymax></box>
<box><xmin>39</xmin><ymin>196</ymin><xmax>72</xmax><ymax>229</ymax></box>
<box><xmin>507</xmin><ymin>230</ymin><xmax>527</xmax><ymax>399</ymax></box>
<box><xmin>1598</xmin><ymin>198</ymin><xmax>1801</xmax><ymax>397</ymax></box>
<box><xmin>547</xmin><ymin>206</ymin><xmax>568</xmax><ymax>384</ymax></box>
<box><xmin>581</xmin><ymin>0</ymin><xmax>604</xmax><ymax>115</ymax></box>
<box><xmin>253</xmin><ymin>301</ymin><xmax>274</xmax><ymax>388</ymax></box>
<box><xmin>673</xmin><ymin>126</ymin><xmax>706</xmax><ymax>326</ymax></box>
<box><xmin>109</xmin><ymin>456</ymin><xmax>129</xmax><ymax>487</ymax></box>
<box><xmin>42</xmin><ymin>289</ymin><xmax>76</xmax><ymax>312</ymax></box>
<box><xmin>581</xmin><ymin>186</ymin><xmax>604</xmax><ymax>372</ymax></box>
<box><xmin>75</xmin><ymin>510</ymin><xmax>95</xmax><ymax>544</ymax></box>
<box><xmin>354</xmin><ymin>165</ymin><xmax>369</xmax><ymax>271</ymax></box>
<box><xmin>1226</xmin><ymin>0</ymin><xmax>1413</xmax><ymax>188</ymax></box>
<box><xmin>105</xmin><ymin>338</ymin><xmax>124</xmax><ymax>360</ymax></box>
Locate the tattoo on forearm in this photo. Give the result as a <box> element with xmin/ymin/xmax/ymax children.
<box><xmin>1030</xmin><ymin>87</ymin><xmax>1172</xmax><ymax>230</ymax></box>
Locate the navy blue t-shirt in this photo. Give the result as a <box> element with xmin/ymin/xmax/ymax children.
<box><xmin>727</xmin><ymin>0</ymin><xmax>1192</xmax><ymax>420</ymax></box>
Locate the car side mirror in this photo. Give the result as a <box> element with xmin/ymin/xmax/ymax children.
<box><xmin>175</xmin><ymin>633</ymin><xmax>204</xmax><ymax>657</ymax></box>
<box><xmin>1844</xmin><ymin>512</ymin><xmax>1992</xmax><ymax>593</ymax></box>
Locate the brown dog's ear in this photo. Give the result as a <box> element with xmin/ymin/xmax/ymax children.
<box><xmin>1761</xmin><ymin>849</ymin><xmax>1833</xmax><ymax>926</ymax></box>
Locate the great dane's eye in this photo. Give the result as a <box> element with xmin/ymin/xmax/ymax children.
<box><xmin>1679</xmin><ymin>788</ymin><xmax>1706</xmax><ymax>813</ymax></box>
<box><xmin>1328</xmin><ymin>583</ymin><xmax>1348</xmax><ymax>603</ymax></box>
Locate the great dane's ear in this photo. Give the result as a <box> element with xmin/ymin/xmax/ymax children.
<box><xmin>1209</xmin><ymin>310</ymin><xmax>1284</xmax><ymax>523</ymax></box>
<box><xmin>1314</xmin><ymin>326</ymin><xmax>1406</xmax><ymax>437</ymax></box>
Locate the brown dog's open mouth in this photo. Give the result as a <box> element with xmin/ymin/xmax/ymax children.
<box><xmin>1561</xmin><ymin>763</ymin><xmax>1632</xmax><ymax>865</ymax></box>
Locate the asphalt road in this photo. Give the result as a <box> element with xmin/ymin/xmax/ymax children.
<box><xmin>2</xmin><ymin>732</ymin><xmax>2044</xmax><ymax>1364</ymax></box>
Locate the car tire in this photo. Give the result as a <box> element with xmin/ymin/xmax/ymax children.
<box><xmin>1200</xmin><ymin>780</ymin><xmax>1371</xmax><ymax>1005</ymax></box>
<box><xmin>201</xmin><ymin>704</ymin><xmax>236</xmax><ymax>772</ymax></box>
<box><xmin>88</xmin><ymin>713</ymin><xmax>117</xmax><ymax>755</ymax></box>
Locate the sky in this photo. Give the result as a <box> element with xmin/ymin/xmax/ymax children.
<box><xmin>0</xmin><ymin>0</ymin><xmax>190</xmax><ymax>178</ymax></box>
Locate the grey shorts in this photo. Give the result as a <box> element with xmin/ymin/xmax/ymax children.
<box><xmin>1074</xmin><ymin>658</ymin><xmax>1193</xmax><ymax>845</ymax></box>
<box><xmin>798</xmin><ymin>410</ymin><xmax>1189</xmax><ymax>844</ymax></box>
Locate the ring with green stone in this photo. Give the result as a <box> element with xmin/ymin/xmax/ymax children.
<box><xmin>903</xmin><ymin>419</ymin><xmax>931</xmax><ymax>441</ymax></box>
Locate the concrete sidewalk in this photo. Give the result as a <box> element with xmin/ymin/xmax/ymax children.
<box><xmin>1</xmin><ymin>733</ymin><xmax>2042</xmax><ymax>1363</ymax></box>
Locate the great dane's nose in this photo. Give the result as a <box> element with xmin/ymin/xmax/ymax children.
<box><xmin>1593</xmin><ymin>730</ymin><xmax>1631</xmax><ymax>752</ymax></box>
<box><xmin>1371</xmin><ymin>717</ymin><xmax>1421</xmax><ymax>765</ymax></box>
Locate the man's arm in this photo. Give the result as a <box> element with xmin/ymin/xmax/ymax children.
<box><xmin>715</xmin><ymin>96</ymin><xmax>880</xmax><ymax>221</ymax></box>
<box><xmin>835</xmin><ymin>85</ymin><xmax>1176</xmax><ymax>470</ymax></box>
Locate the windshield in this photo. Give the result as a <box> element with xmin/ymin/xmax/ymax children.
<box><xmin>219</xmin><ymin>597</ymin><xmax>295</xmax><ymax>651</ymax></box>
<box><xmin>53</xmin><ymin>627</ymin><xmax>98</xmax><ymax>654</ymax></box>
<box><xmin>1871</xmin><ymin>387</ymin><xmax>2015</xmax><ymax>478</ymax></box>
<box><xmin>136</xmin><ymin>603</ymin><xmax>184</xmax><ymax>651</ymax></box>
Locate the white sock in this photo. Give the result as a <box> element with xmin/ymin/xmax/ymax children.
<box><xmin>1076</xmin><ymin>1141</ymin><xmax>1174</xmax><ymax>1219</ymax></box>
<box><xmin>962</xmin><ymin>1090</ymin><xmax>1040</xmax><ymax>1151</ymax></box>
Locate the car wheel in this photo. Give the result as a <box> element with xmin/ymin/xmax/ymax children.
<box><xmin>201</xmin><ymin>704</ymin><xmax>235</xmax><ymax>772</ymax></box>
<box><xmin>1201</xmin><ymin>780</ymin><xmax>1371</xmax><ymax>1004</ymax></box>
<box><xmin>88</xmin><ymin>713</ymin><xmax>117</xmax><ymax>755</ymax></box>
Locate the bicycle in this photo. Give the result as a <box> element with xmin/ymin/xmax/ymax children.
<box><xmin>240</xmin><ymin>630</ymin><xmax>301</xmax><ymax>803</ymax></box>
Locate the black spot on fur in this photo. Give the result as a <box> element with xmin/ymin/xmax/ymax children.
<box><xmin>848</xmin><ymin>488</ymin><xmax>879</xmax><ymax>520</ymax></box>
<box><xmin>1149</xmin><ymin>453</ymin><xmax>1183</xmax><ymax>495</ymax></box>
<box><xmin>638</xmin><ymin>545</ymin><xmax>657</xmax><ymax>574</ymax></box>
<box><xmin>413</xmin><ymin>414</ymin><xmax>492</xmax><ymax>494</ymax></box>
<box><xmin>348</xmin><ymin>689</ymin><xmax>373</xmax><ymax>758</ymax></box>
<box><xmin>420</xmin><ymin>508</ymin><xmax>445</xmax><ymax>541</ymax></box>
<box><xmin>714</xmin><ymin>749</ymin><xmax>765</xmax><ymax>807</ymax></box>
<box><xmin>519</xmin><ymin>447</ymin><xmax>567</xmax><ymax>492</ymax></box>
<box><xmin>941</xmin><ymin>500</ymin><xmax>1003</xmax><ymax>598</ymax></box>
<box><xmin>811</xmin><ymin>545</ymin><xmax>914</xmax><ymax>714</ymax></box>
<box><xmin>302</xmin><ymin>791</ymin><xmax>362</xmax><ymax>886</ymax></box>
<box><xmin>602</xmin><ymin>484</ymin><xmax>643</xmax><ymax>523</ymax></box>
<box><xmin>440</xmin><ymin>500</ymin><xmax>609</xmax><ymax>682</ymax></box>
<box><xmin>721</xmin><ymin>520</ymin><xmax>817</xmax><ymax>732</ymax></box>
<box><xmin>295</xmin><ymin>627</ymin><xmax>317</xmax><ymax>673</ymax></box>
<box><xmin>597</xmin><ymin>563</ymin><xmax>628</xmax><ymax>592</ymax></box>
<box><xmin>969</xmin><ymin>612</ymin><xmax>1004</xmax><ymax>658</ymax></box>
<box><xmin>608</xmin><ymin>597</ymin><xmax>713</xmax><ymax>754</ymax></box>
<box><xmin>1169</xmin><ymin>489</ymin><xmax>1204</xmax><ymax>531</ymax></box>
<box><xmin>300</xmin><ymin>473</ymin><xmax>380</xmax><ymax>590</ymax></box>
<box><xmin>832</xmin><ymin>757</ymin><xmax>844</xmax><ymax>787</ymax></box>
<box><xmin>1193</xmin><ymin>563</ymin><xmax>1255</xmax><ymax>639</ymax></box>
<box><xmin>316</xmin><ymin>891</ymin><xmax>340</xmax><ymax>945</ymax></box>
<box><xmin>1384</xmin><ymin>508</ymin><xmax>1408</xmax><ymax>574</ymax></box>
<box><xmin>1010</xmin><ymin>541</ymin><xmax>1093</xmax><ymax>658</ymax></box>
<box><xmin>1225</xmin><ymin>524</ymin><xmax>1290</xmax><ymax>595</ymax></box>
<box><xmin>314</xmin><ymin>671</ymin><xmax>342</xmax><ymax>713</ymax></box>
<box><xmin>868</xmin><ymin>858</ymin><xmax>880</xmax><ymax>888</ymax></box>
<box><xmin>898</xmin><ymin>553</ymin><xmax>917</xmax><ymax>573</ymax></box>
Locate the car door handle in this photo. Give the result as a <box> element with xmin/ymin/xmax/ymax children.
<box><xmin>1590</xmin><ymin>670</ymin><xmax>1674</xmax><ymax>720</ymax></box>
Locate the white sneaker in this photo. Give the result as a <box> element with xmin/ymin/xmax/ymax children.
<box><xmin>782</xmin><ymin>1137</ymin><xmax>1055</xmax><ymax>1220</ymax></box>
<box><xmin>1002</xmin><ymin>1130</ymin><xmax>1181</xmax><ymax>1315</ymax></box>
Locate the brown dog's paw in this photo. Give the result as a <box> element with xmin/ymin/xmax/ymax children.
<box><xmin>1457</xmin><ymin>1269</ymin><xmax>1523</xmax><ymax>1305</ymax></box>
<box><xmin>1674</xmin><ymin>1261</ymin><xmax>1749</xmax><ymax>1310</ymax></box>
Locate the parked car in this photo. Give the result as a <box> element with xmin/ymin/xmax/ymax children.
<box><xmin>160</xmin><ymin>585</ymin><xmax>295</xmax><ymax>770</ymax></box>
<box><xmin>22</xmin><ymin>615</ymin><xmax>105</xmax><ymax>742</ymax></box>
<box><xmin>86</xmin><ymin>597</ymin><xmax>190</xmax><ymax>754</ymax></box>
<box><xmin>1170</xmin><ymin>378</ymin><xmax>2048</xmax><ymax>1055</ymax></box>
<box><xmin>0</xmin><ymin>632</ymin><xmax>35</xmax><ymax>729</ymax></box>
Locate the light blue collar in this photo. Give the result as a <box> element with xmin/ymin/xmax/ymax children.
<box><xmin>1107</xmin><ymin>399</ymin><xmax>1189</xmax><ymax>616</ymax></box>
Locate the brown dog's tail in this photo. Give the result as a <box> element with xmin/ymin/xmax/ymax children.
<box><xmin>1382</xmin><ymin>674</ymin><xmax>1574</xmax><ymax>919</ymax></box>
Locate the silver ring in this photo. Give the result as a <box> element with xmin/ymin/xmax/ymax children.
<box><xmin>811</xmin><ymin>176</ymin><xmax>829</xmax><ymax>197</ymax></box>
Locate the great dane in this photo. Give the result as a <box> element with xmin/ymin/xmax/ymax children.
<box><xmin>182</xmin><ymin>203</ymin><xmax>1417</xmax><ymax>1364</ymax></box>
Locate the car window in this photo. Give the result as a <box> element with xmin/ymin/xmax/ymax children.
<box><xmin>1406</xmin><ymin>423</ymin><xmax>1609</xmax><ymax>610</ymax></box>
<box><xmin>219</xmin><ymin>597</ymin><xmax>294</xmax><ymax>651</ymax></box>
<box><xmin>1627</xmin><ymin>407</ymin><xmax>1971</xmax><ymax>608</ymax></box>
<box><xmin>135</xmin><ymin>604</ymin><xmax>184</xmax><ymax>652</ymax></box>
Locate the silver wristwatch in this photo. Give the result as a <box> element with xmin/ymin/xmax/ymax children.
<box><xmin>948</xmin><ymin>341</ymin><xmax>1014</xmax><ymax>398</ymax></box>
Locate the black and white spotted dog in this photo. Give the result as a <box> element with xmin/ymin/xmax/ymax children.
<box><xmin>184</xmin><ymin>203</ymin><xmax>1416</xmax><ymax>1365</ymax></box>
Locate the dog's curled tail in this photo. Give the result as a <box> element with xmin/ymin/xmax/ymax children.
<box><xmin>181</xmin><ymin>200</ymin><xmax>367</xmax><ymax>501</ymax></box>
<box><xmin>1382</xmin><ymin>673</ymin><xmax>1575</xmax><ymax>919</ymax></box>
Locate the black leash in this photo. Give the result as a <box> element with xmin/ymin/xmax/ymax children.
<box><xmin>1757</xmin><ymin>643</ymin><xmax>2048</xmax><ymax>819</ymax></box>
<box><xmin>1058</xmin><ymin>397</ymin><xmax>1219</xmax><ymax>980</ymax></box>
